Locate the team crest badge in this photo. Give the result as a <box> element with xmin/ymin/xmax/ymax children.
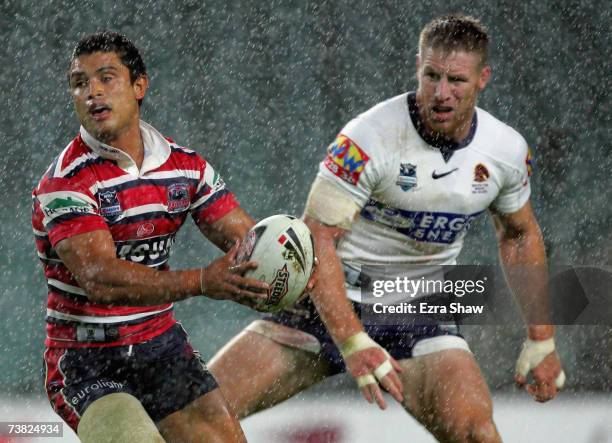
<box><xmin>473</xmin><ymin>163</ymin><xmax>489</xmax><ymax>182</ymax></box>
<box><xmin>99</xmin><ymin>190</ymin><xmax>122</xmax><ymax>221</ymax></box>
<box><xmin>167</xmin><ymin>183</ymin><xmax>190</xmax><ymax>213</ymax></box>
<box><xmin>472</xmin><ymin>163</ymin><xmax>490</xmax><ymax>194</ymax></box>
<box><xmin>396</xmin><ymin>163</ymin><xmax>418</xmax><ymax>191</ymax></box>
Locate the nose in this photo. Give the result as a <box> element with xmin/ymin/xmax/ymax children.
<box><xmin>434</xmin><ymin>78</ymin><xmax>450</xmax><ymax>101</ymax></box>
<box><xmin>87</xmin><ymin>78</ymin><xmax>104</xmax><ymax>100</ymax></box>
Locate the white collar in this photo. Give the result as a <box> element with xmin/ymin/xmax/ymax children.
<box><xmin>80</xmin><ymin>120</ymin><xmax>171</xmax><ymax>175</ymax></box>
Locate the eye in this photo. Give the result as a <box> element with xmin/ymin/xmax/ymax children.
<box><xmin>448</xmin><ymin>76</ymin><xmax>467</xmax><ymax>83</ymax></box>
<box><xmin>425</xmin><ymin>71</ymin><xmax>440</xmax><ymax>81</ymax></box>
<box><xmin>101</xmin><ymin>75</ymin><xmax>113</xmax><ymax>83</ymax></box>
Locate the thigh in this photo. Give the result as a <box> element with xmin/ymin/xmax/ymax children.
<box><xmin>158</xmin><ymin>388</ymin><xmax>246</xmax><ymax>443</ymax></box>
<box><xmin>399</xmin><ymin>349</ymin><xmax>499</xmax><ymax>442</ymax></box>
<box><xmin>44</xmin><ymin>347</ymin><xmax>133</xmax><ymax>432</ymax></box>
<box><xmin>208</xmin><ymin>328</ymin><xmax>334</xmax><ymax>418</ymax></box>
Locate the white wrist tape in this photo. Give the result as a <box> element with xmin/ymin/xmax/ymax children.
<box><xmin>340</xmin><ymin>332</ymin><xmax>393</xmax><ymax>387</ymax></box>
<box><xmin>516</xmin><ymin>338</ymin><xmax>566</xmax><ymax>389</ymax></box>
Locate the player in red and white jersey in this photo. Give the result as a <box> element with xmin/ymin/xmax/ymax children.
<box><xmin>210</xmin><ymin>15</ymin><xmax>565</xmax><ymax>443</ymax></box>
<box><xmin>33</xmin><ymin>31</ymin><xmax>272</xmax><ymax>442</ymax></box>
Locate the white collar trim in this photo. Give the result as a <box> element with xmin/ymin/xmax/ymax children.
<box><xmin>80</xmin><ymin>120</ymin><xmax>171</xmax><ymax>175</ymax></box>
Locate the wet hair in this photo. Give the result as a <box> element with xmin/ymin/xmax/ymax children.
<box><xmin>69</xmin><ymin>31</ymin><xmax>147</xmax><ymax>105</ymax></box>
<box><xmin>419</xmin><ymin>14</ymin><xmax>489</xmax><ymax>65</ymax></box>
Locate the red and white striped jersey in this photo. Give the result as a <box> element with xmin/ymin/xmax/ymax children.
<box><xmin>32</xmin><ymin>121</ymin><xmax>238</xmax><ymax>348</ymax></box>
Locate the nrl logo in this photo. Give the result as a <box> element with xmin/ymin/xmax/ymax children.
<box><xmin>396</xmin><ymin>163</ymin><xmax>417</xmax><ymax>191</ymax></box>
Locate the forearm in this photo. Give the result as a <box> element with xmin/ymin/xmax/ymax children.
<box><xmin>308</xmin><ymin>225</ymin><xmax>363</xmax><ymax>344</ymax></box>
<box><xmin>499</xmin><ymin>227</ymin><xmax>553</xmax><ymax>339</ymax></box>
<box><xmin>76</xmin><ymin>257</ymin><xmax>201</xmax><ymax>306</ymax></box>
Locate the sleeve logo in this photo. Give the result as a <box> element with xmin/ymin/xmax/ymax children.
<box><xmin>323</xmin><ymin>135</ymin><xmax>370</xmax><ymax>185</ymax></box>
<box><xmin>42</xmin><ymin>196</ymin><xmax>95</xmax><ymax>217</ymax></box>
<box><xmin>525</xmin><ymin>148</ymin><xmax>533</xmax><ymax>177</ymax></box>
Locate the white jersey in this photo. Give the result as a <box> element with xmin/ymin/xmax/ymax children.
<box><xmin>316</xmin><ymin>92</ymin><xmax>532</xmax><ymax>303</ymax></box>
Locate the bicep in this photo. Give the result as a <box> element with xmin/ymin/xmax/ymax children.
<box><xmin>490</xmin><ymin>201</ymin><xmax>539</xmax><ymax>239</ymax></box>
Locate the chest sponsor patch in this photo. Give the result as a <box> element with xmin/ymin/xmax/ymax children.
<box><xmin>116</xmin><ymin>233</ymin><xmax>176</xmax><ymax>266</ymax></box>
<box><xmin>167</xmin><ymin>183</ymin><xmax>190</xmax><ymax>213</ymax></box>
<box><xmin>323</xmin><ymin>135</ymin><xmax>370</xmax><ymax>185</ymax></box>
<box><xmin>361</xmin><ymin>199</ymin><xmax>483</xmax><ymax>244</ymax></box>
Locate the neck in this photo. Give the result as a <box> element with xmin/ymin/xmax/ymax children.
<box><xmin>101</xmin><ymin>118</ymin><xmax>145</xmax><ymax>169</ymax></box>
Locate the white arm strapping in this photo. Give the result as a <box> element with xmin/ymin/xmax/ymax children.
<box><xmin>516</xmin><ymin>338</ymin><xmax>566</xmax><ymax>389</ymax></box>
<box><xmin>304</xmin><ymin>177</ymin><xmax>360</xmax><ymax>230</ymax></box>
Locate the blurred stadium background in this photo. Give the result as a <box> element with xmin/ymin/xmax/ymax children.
<box><xmin>1</xmin><ymin>1</ymin><xmax>610</xmax><ymax>441</ymax></box>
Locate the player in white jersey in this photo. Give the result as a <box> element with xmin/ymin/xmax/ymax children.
<box><xmin>210</xmin><ymin>15</ymin><xmax>565</xmax><ymax>442</ymax></box>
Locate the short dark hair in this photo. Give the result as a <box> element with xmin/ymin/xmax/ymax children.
<box><xmin>419</xmin><ymin>14</ymin><xmax>489</xmax><ymax>65</ymax></box>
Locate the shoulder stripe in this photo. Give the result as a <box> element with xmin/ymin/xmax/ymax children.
<box><xmin>170</xmin><ymin>145</ymin><xmax>197</xmax><ymax>155</ymax></box>
<box><xmin>192</xmin><ymin>188</ymin><xmax>229</xmax><ymax>212</ymax></box>
<box><xmin>62</xmin><ymin>153</ymin><xmax>105</xmax><ymax>179</ymax></box>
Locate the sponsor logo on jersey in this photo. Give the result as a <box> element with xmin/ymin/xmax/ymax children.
<box><xmin>431</xmin><ymin>167</ymin><xmax>458</xmax><ymax>180</ymax></box>
<box><xmin>116</xmin><ymin>234</ymin><xmax>176</xmax><ymax>265</ymax></box>
<box><xmin>136</xmin><ymin>222</ymin><xmax>155</xmax><ymax>238</ymax></box>
<box><xmin>472</xmin><ymin>163</ymin><xmax>490</xmax><ymax>194</ymax></box>
<box><xmin>267</xmin><ymin>264</ymin><xmax>289</xmax><ymax>306</ymax></box>
<box><xmin>396</xmin><ymin>163</ymin><xmax>418</xmax><ymax>191</ymax></box>
<box><xmin>167</xmin><ymin>183</ymin><xmax>190</xmax><ymax>213</ymax></box>
<box><xmin>361</xmin><ymin>199</ymin><xmax>482</xmax><ymax>244</ymax></box>
<box><xmin>42</xmin><ymin>196</ymin><xmax>94</xmax><ymax>217</ymax></box>
<box><xmin>324</xmin><ymin>135</ymin><xmax>370</xmax><ymax>185</ymax></box>
<box><xmin>99</xmin><ymin>190</ymin><xmax>122</xmax><ymax>220</ymax></box>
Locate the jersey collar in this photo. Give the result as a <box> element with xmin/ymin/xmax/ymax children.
<box><xmin>407</xmin><ymin>92</ymin><xmax>477</xmax><ymax>162</ymax></box>
<box><xmin>80</xmin><ymin>120</ymin><xmax>171</xmax><ymax>175</ymax></box>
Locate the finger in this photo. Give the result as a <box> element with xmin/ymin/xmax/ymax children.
<box><xmin>360</xmin><ymin>386</ymin><xmax>374</xmax><ymax>405</ymax></box>
<box><xmin>379</xmin><ymin>373</ymin><xmax>403</xmax><ymax>403</ymax></box>
<box><xmin>229</xmin><ymin>285</ymin><xmax>269</xmax><ymax>301</ymax></box>
<box><xmin>390</xmin><ymin>357</ymin><xmax>404</xmax><ymax>374</ymax></box>
<box><xmin>227</xmin><ymin>240</ymin><xmax>241</xmax><ymax>261</ymax></box>
<box><xmin>527</xmin><ymin>382</ymin><xmax>555</xmax><ymax>403</ymax></box>
<box><xmin>370</xmin><ymin>384</ymin><xmax>388</xmax><ymax>410</ymax></box>
<box><xmin>231</xmin><ymin>275</ymin><xmax>270</xmax><ymax>292</ymax></box>
<box><xmin>306</xmin><ymin>277</ymin><xmax>316</xmax><ymax>291</ymax></box>
<box><xmin>231</xmin><ymin>260</ymin><xmax>259</xmax><ymax>274</ymax></box>
<box><xmin>514</xmin><ymin>374</ymin><xmax>527</xmax><ymax>387</ymax></box>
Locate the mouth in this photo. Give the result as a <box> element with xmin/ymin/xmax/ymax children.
<box><xmin>431</xmin><ymin>104</ymin><xmax>454</xmax><ymax>122</ymax></box>
<box><xmin>89</xmin><ymin>104</ymin><xmax>111</xmax><ymax>121</ymax></box>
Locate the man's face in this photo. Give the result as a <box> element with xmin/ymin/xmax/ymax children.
<box><xmin>416</xmin><ymin>46</ymin><xmax>490</xmax><ymax>141</ymax></box>
<box><xmin>69</xmin><ymin>51</ymin><xmax>147</xmax><ymax>143</ymax></box>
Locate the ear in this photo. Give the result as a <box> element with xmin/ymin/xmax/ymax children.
<box><xmin>133</xmin><ymin>75</ymin><xmax>149</xmax><ymax>101</ymax></box>
<box><xmin>478</xmin><ymin>65</ymin><xmax>491</xmax><ymax>91</ymax></box>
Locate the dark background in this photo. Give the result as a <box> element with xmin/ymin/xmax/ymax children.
<box><xmin>1</xmin><ymin>0</ymin><xmax>610</xmax><ymax>396</ymax></box>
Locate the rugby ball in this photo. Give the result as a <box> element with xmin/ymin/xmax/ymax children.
<box><xmin>236</xmin><ymin>214</ymin><xmax>314</xmax><ymax>313</ymax></box>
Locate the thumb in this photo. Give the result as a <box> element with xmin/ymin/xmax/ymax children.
<box><xmin>227</xmin><ymin>239</ymin><xmax>241</xmax><ymax>261</ymax></box>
